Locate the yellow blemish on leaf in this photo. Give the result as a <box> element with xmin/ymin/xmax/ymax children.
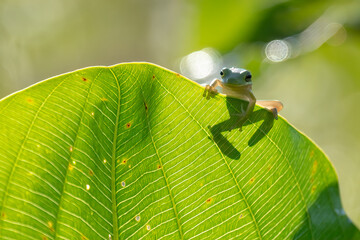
<box><xmin>86</xmin><ymin>184</ymin><xmax>90</xmax><ymax>191</ymax></box>
<box><xmin>311</xmin><ymin>185</ymin><xmax>317</xmax><ymax>193</ymax></box>
<box><xmin>81</xmin><ymin>235</ymin><xmax>88</xmax><ymax>240</ymax></box>
<box><xmin>91</xmin><ymin>112</ymin><xmax>94</xmax><ymax>116</ymax></box>
<box><xmin>311</xmin><ymin>160</ymin><xmax>318</xmax><ymax>176</ymax></box>
<box><xmin>135</xmin><ymin>215</ymin><xmax>141</xmax><ymax>222</ymax></box>
<box><xmin>128</xmin><ymin>164</ymin><xmax>131</xmax><ymax>168</ymax></box>
<box><xmin>41</xmin><ymin>235</ymin><xmax>48</xmax><ymax>240</ymax></box>
<box><xmin>89</xmin><ymin>170</ymin><xmax>94</xmax><ymax>176</ymax></box>
<box><xmin>103</xmin><ymin>159</ymin><xmax>107</xmax><ymax>164</ymax></box>
<box><xmin>101</xmin><ymin>97</ymin><xmax>108</xmax><ymax>102</ymax></box>
<box><xmin>68</xmin><ymin>164</ymin><xmax>74</xmax><ymax>171</ymax></box>
<box><xmin>47</xmin><ymin>221</ymin><xmax>54</xmax><ymax>232</ymax></box>
<box><xmin>146</xmin><ymin>224</ymin><xmax>151</xmax><ymax>231</ymax></box>
<box><xmin>239</xmin><ymin>214</ymin><xmax>245</xmax><ymax>219</ymax></box>
<box><xmin>1</xmin><ymin>211</ymin><xmax>6</xmax><ymax>219</ymax></box>
<box><xmin>69</xmin><ymin>146</ymin><xmax>73</xmax><ymax>152</ymax></box>
<box><xmin>26</xmin><ymin>98</ymin><xmax>34</xmax><ymax>104</ymax></box>
<box><xmin>310</xmin><ymin>150</ymin><xmax>315</xmax><ymax>158</ymax></box>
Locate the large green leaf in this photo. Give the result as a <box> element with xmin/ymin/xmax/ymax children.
<box><xmin>0</xmin><ymin>63</ymin><xmax>358</xmax><ymax>239</ymax></box>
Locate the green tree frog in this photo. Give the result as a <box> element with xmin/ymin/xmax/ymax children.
<box><xmin>203</xmin><ymin>67</ymin><xmax>283</xmax><ymax>129</ymax></box>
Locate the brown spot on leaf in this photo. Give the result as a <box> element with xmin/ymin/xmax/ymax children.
<box><xmin>121</xmin><ymin>158</ymin><xmax>127</xmax><ymax>165</ymax></box>
<box><xmin>82</xmin><ymin>77</ymin><xmax>87</xmax><ymax>81</ymax></box>
<box><xmin>26</xmin><ymin>98</ymin><xmax>33</xmax><ymax>104</ymax></box>
<box><xmin>42</xmin><ymin>236</ymin><xmax>48</xmax><ymax>240</ymax></box>
<box><xmin>126</xmin><ymin>123</ymin><xmax>131</xmax><ymax>128</ymax></box>
<box><xmin>152</xmin><ymin>75</ymin><xmax>155</xmax><ymax>79</ymax></box>
<box><xmin>249</xmin><ymin>177</ymin><xmax>255</xmax><ymax>184</ymax></box>
<box><xmin>144</xmin><ymin>102</ymin><xmax>148</xmax><ymax>111</ymax></box>
<box><xmin>89</xmin><ymin>170</ymin><xmax>94</xmax><ymax>176</ymax></box>
<box><xmin>176</xmin><ymin>73</ymin><xmax>180</xmax><ymax>77</ymax></box>
<box><xmin>205</xmin><ymin>197</ymin><xmax>213</xmax><ymax>204</ymax></box>
<box><xmin>157</xmin><ymin>164</ymin><xmax>162</xmax><ymax>169</ymax></box>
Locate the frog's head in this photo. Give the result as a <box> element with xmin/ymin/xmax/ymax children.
<box><xmin>220</xmin><ymin>67</ymin><xmax>252</xmax><ymax>86</ymax></box>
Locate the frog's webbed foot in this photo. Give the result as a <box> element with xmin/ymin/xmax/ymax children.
<box><xmin>203</xmin><ymin>85</ymin><xmax>218</xmax><ymax>99</ymax></box>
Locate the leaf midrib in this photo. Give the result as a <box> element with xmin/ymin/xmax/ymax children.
<box><xmin>109</xmin><ymin>68</ymin><xmax>121</xmax><ymax>240</ymax></box>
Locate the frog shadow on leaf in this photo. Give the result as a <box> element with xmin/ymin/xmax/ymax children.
<box><xmin>208</xmin><ymin>97</ymin><xmax>275</xmax><ymax>160</ymax></box>
<box><xmin>204</xmin><ymin>67</ymin><xmax>282</xmax><ymax>160</ymax></box>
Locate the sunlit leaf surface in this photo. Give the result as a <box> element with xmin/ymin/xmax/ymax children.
<box><xmin>0</xmin><ymin>63</ymin><xmax>358</xmax><ymax>239</ymax></box>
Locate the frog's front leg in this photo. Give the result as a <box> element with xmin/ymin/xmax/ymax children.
<box><xmin>203</xmin><ymin>79</ymin><xmax>223</xmax><ymax>99</ymax></box>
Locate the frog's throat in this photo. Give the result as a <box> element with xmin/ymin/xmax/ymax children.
<box><xmin>222</xmin><ymin>83</ymin><xmax>253</xmax><ymax>100</ymax></box>
<box><xmin>222</xmin><ymin>83</ymin><xmax>252</xmax><ymax>91</ymax></box>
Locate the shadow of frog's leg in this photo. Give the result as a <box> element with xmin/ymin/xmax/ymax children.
<box><xmin>203</xmin><ymin>79</ymin><xmax>223</xmax><ymax>99</ymax></box>
<box><xmin>256</xmin><ymin>100</ymin><xmax>283</xmax><ymax>120</ymax></box>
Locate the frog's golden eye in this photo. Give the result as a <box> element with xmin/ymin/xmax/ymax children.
<box><xmin>245</xmin><ymin>74</ymin><xmax>252</xmax><ymax>82</ymax></box>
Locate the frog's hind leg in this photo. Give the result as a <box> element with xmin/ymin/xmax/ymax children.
<box><xmin>256</xmin><ymin>100</ymin><xmax>283</xmax><ymax>120</ymax></box>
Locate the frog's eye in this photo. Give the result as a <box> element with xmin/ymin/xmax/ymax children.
<box><xmin>220</xmin><ymin>70</ymin><xmax>224</xmax><ymax>76</ymax></box>
<box><xmin>245</xmin><ymin>74</ymin><xmax>252</xmax><ymax>82</ymax></box>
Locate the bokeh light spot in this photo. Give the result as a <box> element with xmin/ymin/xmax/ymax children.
<box><xmin>180</xmin><ymin>48</ymin><xmax>221</xmax><ymax>80</ymax></box>
<box><xmin>265</xmin><ymin>40</ymin><xmax>290</xmax><ymax>62</ymax></box>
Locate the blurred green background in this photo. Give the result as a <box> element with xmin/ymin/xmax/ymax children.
<box><xmin>1</xmin><ymin>0</ymin><xmax>359</xmax><ymax>228</ymax></box>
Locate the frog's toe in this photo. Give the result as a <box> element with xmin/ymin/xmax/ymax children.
<box><xmin>271</xmin><ymin>108</ymin><xmax>278</xmax><ymax>120</ymax></box>
<box><xmin>203</xmin><ymin>85</ymin><xmax>210</xmax><ymax>98</ymax></box>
